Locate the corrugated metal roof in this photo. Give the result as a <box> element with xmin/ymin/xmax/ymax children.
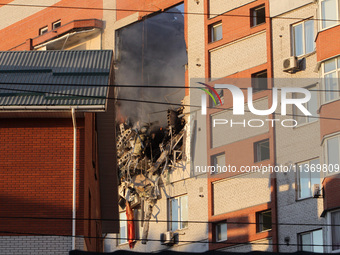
<box><xmin>0</xmin><ymin>50</ymin><xmax>113</xmax><ymax>108</ymax></box>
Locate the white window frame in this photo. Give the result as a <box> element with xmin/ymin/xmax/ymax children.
<box><xmin>327</xmin><ymin>210</ymin><xmax>340</xmax><ymax>252</ymax></box>
<box><xmin>251</xmin><ymin>5</ymin><xmax>266</xmax><ymax>27</ymax></box>
<box><xmin>298</xmin><ymin>229</ymin><xmax>324</xmax><ymax>253</ymax></box>
<box><xmin>293</xmin><ymin>85</ymin><xmax>319</xmax><ymax>125</ymax></box>
<box><xmin>323</xmin><ymin>134</ymin><xmax>340</xmax><ymax>177</ymax></box>
<box><xmin>169</xmin><ymin>195</ymin><xmax>188</xmax><ymax>231</ymax></box>
<box><xmin>291</xmin><ymin>19</ymin><xmax>315</xmax><ymax>57</ymax></box>
<box><xmin>210</xmin><ymin>22</ymin><xmax>222</xmax><ymax>43</ymax></box>
<box><xmin>254</xmin><ymin>139</ymin><xmax>270</xmax><ymax>163</ymax></box>
<box><xmin>52</xmin><ymin>20</ymin><xmax>61</xmax><ymax>30</ymax></box>
<box><xmin>296</xmin><ymin>158</ymin><xmax>321</xmax><ymax>199</ymax></box>
<box><xmin>39</xmin><ymin>26</ymin><xmax>48</xmax><ymax>35</ymax></box>
<box><xmin>216</xmin><ymin>222</ymin><xmax>227</xmax><ymax>242</ymax></box>
<box><xmin>319</xmin><ymin>0</ymin><xmax>340</xmax><ymax>31</ymax></box>
<box><xmin>321</xmin><ymin>56</ymin><xmax>340</xmax><ymax>104</ymax></box>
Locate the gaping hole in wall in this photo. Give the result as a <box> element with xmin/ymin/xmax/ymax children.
<box><xmin>114</xmin><ymin>3</ymin><xmax>188</xmax><ymax>247</ymax></box>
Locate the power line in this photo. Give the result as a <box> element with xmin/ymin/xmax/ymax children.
<box><xmin>0</xmin><ymin>230</ymin><xmax>334</xmax><ymax>247</ymax></box>
<box><xmin>0</xmin><ymin>2</ymin><xmax>339</xmax><ymax>23</ymax></box>
<box><xmin>1</xmin><ymin>86</ymin><xmax>340</xmax><ymax>122</ymax></box>
<box><xmin>1</xmin><ymin>216</ymin><xmax>339</xmax><ymax>227</ymax></box>
<box><xmin>1</xmin><ymin>81</ymin><xmax>340</xmax><ymax>93</ymax></box>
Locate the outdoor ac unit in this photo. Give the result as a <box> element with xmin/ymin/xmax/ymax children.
<box><xmin>283</xmin><ymin>56</ymin><xmax>298</xmax><ymax>72</ymax></box>
<box><xmin>161</xmin><ymin>231</ymin><xmax>175</xmax><ymax>245</ymax></box>
<box><xmin>313</xmin><ymin>184</ymin><xmax>321</xmax><ymax>198</ymax></box>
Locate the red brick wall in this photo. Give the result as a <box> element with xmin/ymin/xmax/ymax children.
<box><xmin>323</xmin><ymin>174</ymin><xmax>340</xmax><ymax>210</ymax></box>
<box><xmin>204</xmin><ymin>0</ymin><xmax>277</xmax><ymax>250</ymax></box>
<box><xmin>0</xmin><ymin>118</ymin><xmax>84</xmax><ymax>236</ymax></box>
<box><xmin>0</xmin><ymin>0</ymin><xmax>103</xmax><ymax>51</ymax></box>
<box><xmin>116</xmin><ymin>0</ymin><xmax>183</xmax><ymax>21</ymax></box>
<box><xmin>316</xmin><ymin>25</ymin><xmax>340</xmax><ymax>62</ymax></box>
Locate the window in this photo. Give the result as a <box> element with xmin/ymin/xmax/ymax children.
<box><xmin>257</xmin><ymin>210</ymin><xmax>272</xmax><ymax>232</ymax></box>
<box><xmin>216</xmin><ymin>222</ymin><xmax>227</xmax><ymax>242</ymax></box>
<box><xmin>292</xmin><ymin>20</ymin><xmax>315</xmax><ymax>56</ymax></box>
<box><xmin>254</xmin><ymin>139</ymin><xmax>270</xmax><ymax>162</ymax></box>
<box><xmin>331</xmin><ymin>210</ymin><xmax>340</xmax><ymax>251</ymax></box>
<box><xmin>320</xmin><ymin>0</ymin><xmax>338</xmax><ymax>29</ymax></box>
<box><xmin>323</xmin><ymin>57</ymin><xmax>340</xmax><ymax>102</ymax></box>
<box><xmin>52</xmin><ymin>20</ymin><xmax>61</xmax><ymax>30</ymax></box>
<box><xmin>252</xmin><ymin>70</ymin><xmax>268</xmax><ymax>92</ymax></box>
<box><xmin>297</xmin><ymin>158</ymin><xmax>320</xmax><ymax>199</ymax></box>
<box><xmin>293</xmin><ymin>86</ymin><xmax>318</xmax><ymax>124</ymax></box>
<box><xmin>251</xmin><ymin>5</ymin><xmax>266</xmax><ymax>27</ymax></box>
<box><xmin>325</xmin><ymin>136</ymin><xmax>340</xmax><ymax>176</ymax></box>
<box><xmin>299</xmin><ymin>229</ymin><xmax>324</xmax><ymax>253</ymax></box>
<box><xmin>39</xmin><ymin>26</ymin><xmax>48</xmax><ymax>35</ymax></box>
<box><xmin>169</xmin><ymin>195</ymin><xmax>188</xmax><ymax>231</ymax></box>
<box><xmin>211</xmin><ymin>153</ymin><xmax>225</xmax><ymax>175</ymax></box>
<box><xmin>209</xmin><ymin>22</ymin><xmax>222</xmax><ymax>42</ymax></box>
<box><xmin>118</xmin><ymin>212</ymin><xmax>127</xmax><ymax>245</ymax></box>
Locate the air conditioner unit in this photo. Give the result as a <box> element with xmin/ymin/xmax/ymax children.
<box><xmin>161</xmin><ymin>231</ymin><xmax>175</xmax><ymax>245</ymax></box>
<box><xmin>313</xmin><ymin>184</ymin><xmax>321</xmax><ymax>198</ymax></box>
<box><xmin>283</xmin><ymin>56</ymin><xmax>299</xmax><ymax>72</ymax></box>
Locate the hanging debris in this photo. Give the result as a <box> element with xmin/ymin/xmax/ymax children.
<box><xmin>116</xmin><ymin>106</ymin><xmax>186</xmax><ymax>245</ymax></box>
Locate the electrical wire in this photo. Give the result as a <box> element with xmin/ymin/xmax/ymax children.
<box><xmin>0</xmin><ymin>2</ymin><xmax>339</xmax><ymax>23</ymax></box>
<box><xmin>0</xmin><ymin>230</ymin><xmax>334</xmax><ymax>247</ymax></box>
<box><xmin>1</xmin><ymin>86</ymin><xmax>340</xmax><ymax>121</ymax></box>
<box><xmin>1</xmin><ymin>216</ymin><xmax>339</xmax><ymax>227</ymax></box>
<box><xmin>1</xmin><ymin>81</ymin><xmax>340</xmax><ymax>93</ymax></box>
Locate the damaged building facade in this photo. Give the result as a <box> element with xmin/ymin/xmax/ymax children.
<box><xmin>1</xmin><ymin>0</ymin><xmax>340</xmax><ymax>254</ymax></box>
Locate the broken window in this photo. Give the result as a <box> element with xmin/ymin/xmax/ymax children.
<box><xmin>169</xmin><ymin>195</ymin><xmax>188</xmax><ymax>231</ymax></box>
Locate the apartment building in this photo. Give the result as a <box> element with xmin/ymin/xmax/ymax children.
<box><xmin>0</xmin><ymin>0</ymin><xmax>209</xmax><ymax>253</ymax></box>
<box><xmin>1</xmin><ymin>0</ymin><xmax>339</xmax><ymax>254</ymax></box>
<box><xmin>270</xmin><ymin>0</ymin><xmax>340</xmax><ymax>252</ymax></box>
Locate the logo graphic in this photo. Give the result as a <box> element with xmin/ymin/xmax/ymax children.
<box><xmin>200</xmin><ymin>84</ymin><xmax>311</xmax><ymax>117</ymax></box>
<box><xmin>198</xmin><ymin>82</ymin><xmax>222</xmax><ymax>115</ymax></box>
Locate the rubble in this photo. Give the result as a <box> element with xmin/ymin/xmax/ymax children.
<box><xmin>116</xmin><ymin>107</ymin><xmax>186</xmax><ymax>247</ymax></box>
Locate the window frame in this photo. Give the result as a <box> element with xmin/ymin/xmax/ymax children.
<box><xmin>298</xmin><ymin>229</ymin><xmax>324</xmax><ymax>253</ymax></box>
<box><xmin>209</xmin><ymin>22</ymin><xmax>223</xmax><ymax>43</ymax></box>
<box><xmin>39</xmin><ymin>26</ymin><xmax>48</xmax><ymax>35</ymax></box>
<box><xmin>296</xmin><ymin>158</ymin><xmax>321</xmax><ymax>200</ymax></box>
<box><xmin>291</xmin><ymin>19</ymin><xmax>315</xmax><ymax>57</ymax></box>
<box><xmin>323</xmin><ymin>134</ymin><xmax>340</xmax><ymax>177</ymax></box>
<box><xmin>292</xmin><ymin>85</ymin><xmax>319</xmax><ymax>125</ymax></box>
<box><xmin>319</xmin><ymin>0</ymin><xmax>339</xmax><ymax>31</ymax></box>
<box><xmin>251</xmin><ymin>70</ymin><xmax>268</xmax><ymax>93</ymax></box>
<box><xmin>327</xmin><ymin>210</ymin><xmax>340</xmax><ymax>252</ymax></box>
<box><xmin>169</xmin><ymin>194</ymin><xmax>188</xmax><ymax>231</ymax></box>
<box><xmin>250</xmin><ymin>5</ymin><xmax>266</xmax><ymax>27</ymax></box>
<box><xmin>321</xmin><ymin>56</ymin><xmax>340</xmax><ymax>104</ymax></box>
<box><xmin>256</xmin><ymin>209</ymin><xmax>272</xmax><ymax>233</ymax></box>
<box><xmin>52</xmin><ymin>20</ymin><xmax>61</xmax><ymax>30</ymax></box>
<box><xmin>215</xmin><ymin>221</ymin><xmax>228</xmax><ymax>242</ymax></box>
<box><xmin>254</xmin><ymin>139</ymin><xmax>270</xmax><ymax>163</ymax></box>
<box><xmin>211</xmin><ymin>152</ymin><xmax>226</xmax><ymax>175</ymax></box>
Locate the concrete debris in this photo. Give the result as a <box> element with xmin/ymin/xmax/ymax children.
<box><xmin>117</xmin><ymin>107</ymin><xmax>186</xmax><ymax>245</ymax></box>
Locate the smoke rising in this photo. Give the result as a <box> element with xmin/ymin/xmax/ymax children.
<box><xmin>115</xmin><ymin>4</ymin><xmax>187</xmax><ymax>127</ymax></box>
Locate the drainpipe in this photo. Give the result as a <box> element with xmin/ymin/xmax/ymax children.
<box><xmin>71</xmin><ymin>108</ymin><xmax>77</xmax><ymax>250</ymax></box>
